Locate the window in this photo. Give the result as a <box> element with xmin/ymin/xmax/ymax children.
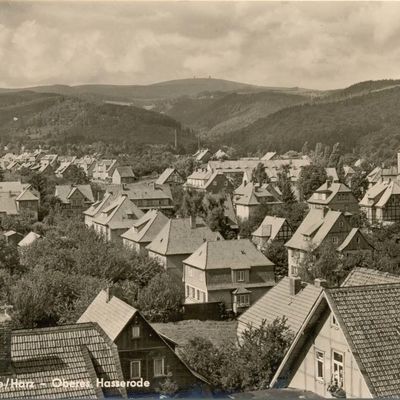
<box><xmin>153</xmin><ymin>357</ymin><xmax>166</xmax><ymax>377</ymax></box>
<box><xmin>315</xmin><ymin>350</ymin><xmax>324</xmax><ymax>381</ymax></box>
<box><xmin>332</xmin><ymin>236</ymin><xmax>338</xmax><ymax>244</ymax></box>
<box><xmin>131</xmin><ymin>325</ymin><xmax>140</xmax><ymax>339</ymax></box>
<box><xmin>130</xmin><ymin>360</ymin><xmax>141</xmax><ymax>379</ymax></box>
<box><xmin>196</xmin><ymin>289</ymin><xmax>200</xmax><ymax>300</ymax></box>
<box><xmin>332</xmin><ymin>351</ymin><xmax>344</xmax><ymax>388</ymax></box>
<box><xmin>331</xmin><ymin>314</ymin><xmax>339</xmax><ymax>328</ymax></box>
<box><xmin>237</xmin><ymin>270</ymin><xmax>246</xmax><ymax>282</ymax></box>
<box><xmin>236</xmin><ymin>294</ymin><xmax>250</xmax><ymax>307</ymax></box>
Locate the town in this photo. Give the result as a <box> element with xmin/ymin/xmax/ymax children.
<box><xmin>0</xmin><ymin>141</ymin><xmax>398</xmax><ymax>399</ymax></box>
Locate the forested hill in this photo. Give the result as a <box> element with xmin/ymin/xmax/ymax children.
<box><xmin>0</xmin><ymin>91</ymin><xmax>193</xmax><ymax>148</ymax></box>
<box><xmin>217</xmin><ymin>85</ymin><xmax>400</xmax><ymax>160</ymax></box>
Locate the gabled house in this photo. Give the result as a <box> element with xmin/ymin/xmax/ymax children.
<box><xmin>252</xmin><ymin>215</ymin><xmax>293</xmax><ymax>250</ymax></box>
<box><xmin>0</xmin><ymin>310</ymin><xmax>126</xmax><ymax>399</ymax></box>
<box><xmin>78</xmin><ymin>289</ymin><xmax>209</xmax><ymax>396</ymax></box>
<box><xmin>183</xmin><ymin>239</ymin><xmax>275</xmax><ymax>314</ymax></box>
<box><xmin>193</xmin><ymin>148</ymin><xmax>212</xmax><ymax>163</ymax></box>
<box><xmin>92</xmin><ymin>195</ymin><xmax>144</xmax><ymax>243</ymax></box>
<box><xmin>184</xmin><ymin>169</ymin><xmax>233</xmax><ymax>194</ymax></box>
<box><xmin>92</xmin><ymin>159</ymin><xmax>118</xmax><ymax>181</ymax></box>
<box><xmin>307</xmin><ymin>180</ymin><xmax>359</xmax><ymax>214</ymax></box>
<box><xmin>146</xmin><ymin>216</ymin><xmax>223</xmax><ymax>277</ymax></box>
<box><xmin>233</xmin><ymin>182</ymin><xmax>282</xmax><ymax>220</ymax></box>
<box><xmin>0</xmin><ymin>181</ymin><xmax>40</xmax><ymax>220</ymax></box>
<box><xmin>55</xmin><ymin>184</ymin><xmax>94</xmax><ymax>215</ymax></box>
<box><xmin>55</xmin><ymin>157</ymin><xmax>77</xmax><ymax>178</ymax></box>
<box><xmin>271</xmin><ymin>283</ymin><xmax>400</xmax><ymax>398</ymax></box>
<box><xmin>112</xmin><ymin>166</ymin><xmax>136</xmax><ymax>184</ymax></box>
<box><xmin>155</xmin><ymin>168</ymin><xmax>184</xmax><ymax>187</ymax></box>
<box><xmin>74</xmin><ymin>156</ymin><xmax>96</xmax><ymax>177</ymax></box>
<box><xmin>359</xmin><ymin>180</ymin><xmax>400</xmax><ymax>225</ymax></box>
<box><xmin>83</xmin><ymin>191</ymin><xmax>116</xmax><ymax>228</ymax></box>
<box><xmin>121</xmin><ymin>210</ymin><xmax>169</xmax><ymax>255</ymax></box>
<box><xmin>285</xmin><ymin>209</ymin><xmax>373</xmax><ymax>277</ymax></box>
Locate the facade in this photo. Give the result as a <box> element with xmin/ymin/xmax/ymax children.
<box><xmin>112</xmin><ymin>166</ymin><xmax>136</xmax><ymax>184</ymax></box>
<box><xmin>155</xmin><ymin>168</ymin><xmax>184</xmax><ymax>186</ymax></box>
<box><xmin>146</xmin><ymin>216</ymin><xmax>223</xmax><ymax>278</ymax></box>
<box><xmin>121</xmin><ymin>209</ymin><xmax>169</xmax><ymax>255</ymax></box>
<box><xmin>92</xmin><ymin>195</ymin><xmax>144</xmax><ymax>244</ymax></box>
<box><xmin>183</xmin><ymin>239</ymin><xmax>275</xmax><ymax>314</ymax></box>
<box><xmin>307</xmin><ymin>181</ymin><xmax>359</xmax><ymax>214</ymax></box>
<box><xmin>271</xmin><ymin>283</ymin><xmax>400</xmax><ymax>399</ymax></box>
<box><xmin>285</xmin><ymin>209</ymin><xmax>373</xmax><ymax>277</ymax></box>
<box><xmin>78</xmin><ymin>289</ymin><xmax>209</xmax><ymax>396</ymax></box>
<box><xmin>184</xmin><ymin>169</ymin><xmax>233</xmax><ymax>194</ymax></box>
<box><xmin>252</xmin><ymin>215</ymin><xmax>292</xmax><ymax>250</ymax></box>
<box><xmin>359</xmin><ymin>180</ymin><xmax>400</xmax><ymax>225</ymax></box>
<box><xmin>55</xmin><ymin>184</ymin><xmax>94</xmax><ymax>216</ymax></box>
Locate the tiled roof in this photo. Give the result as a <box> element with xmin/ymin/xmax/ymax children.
<box><xmin>342</xmin><ymin>267</ymin><xmax>400</xmax><ymax>287</ymax></box>
<box><xmin>237</xmin><ymin>277</ymin><xmax>322</xmax><ymax>338</ymax></box>
<box><xmin>307</xmin><ymin>181</ymin><xmax>353</xmax><ymax>205</ymax></box>
<box><xmin>183</xmin><ymin>239</ymin><xmax>274</xmax><ymax>270</ymax></box>
<box><xmin>326</xmin><ymin>283</ymin><xmax>400</xmax><ymax>397</ymax></box>
<box><xmin>0</xmin><ymin>322</ymin><xmax>125</xmax><ymax>399</ymax></box>
<box><xmin>234</xmin><ymin>182</ymin><xmax>281</xmax><ymax>206</ymax></box>
<box><xmin>121</xmin><ymin>209</ymin><xmax>169</xmax><ymax>244</ymax></box>
<box><xmin>146</xmin><ymin>217</ymin><xmax>223</xmax><ymax>255</ymax></box>
<box><xmin>18</xmin><ymin>231</ymin><xmax>41</xmax><ymax>247</ymax></box>
<box><xmin>252</xmin><ymin>216</ymin><xmax>287</xmax><ymax>239</ymax></box>
<box><xmin>106</xmin><ymin>183</ymin><xmax>173</xmax><ymax>201</ymax></box>
<box><xmin>78</xmin><ymin>290</ymin><xmax>137</xmax><ymax>341</ymax></box>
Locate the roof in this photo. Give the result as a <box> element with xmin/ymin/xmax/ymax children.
<box><xmin>0</xmin><ymin>193</ymin><xmax>19</xmax><ymax>215</ymax></box>
<box><xmin>186</xmin><ymin>169</ymin><xmax>212</xmax><ymax>181</ymax></box>
<box><xmin>336</xmin><ymin>228</ymin><xmax>372</xmax><ymax>252</ymax></box>
<box><xmin>78</xmin><ymin>289</ymin><xmax>137</xmax><ymax>341</ymax></box>
<box><xmin>342</xmin><ymin>267</ymin><xmax>400</xmax><ymax>287</ymax></box>
<box><xmin>0</xmin><ymin>322</ymin><xmax>124</xmax><ymax>399</ymax></box>
<box><xmin>234</xmin><ymin>182</ymin><xmax>281</xmax><ymax>206</ymax></box>
<box><xmin>307</xmin><ymin>181</ymin><xmax>353</xmax><ymax>205</ymax></box>
<box><xmin>114</xmin><ymin>166</ymin><xmax>135</xmax><ymax>178</ymax></box>
<box><xmin>18</xmin><ymin>231</ymin><xmax>41</xmax><ymax>247</ymax></box>
<box><xmin>252</xmin><ymin>216</ymin><xmax>288</xmax><ymax>240</ymax></box>
<box><xmin>120</xmin><ymin>209</ymin><xmax>169</xmax><ymax>244</ymax></box>
<box><xmin>155</xmin><ymin>168</ymin><xmax>179</xmax><ymax>185</ymax></box>
<box><xmin>325</xmin><ymin>167</ymin><xmax>339</xmax><ymax>182</ymax></box>
<box><xmin>106</xmin><ymin>182</ymin><xmax>173</xmax><ymax>201</ymax></box>
<box><xmin>55</xmin><ymin>185</ymin><xmax>94</xmax><ymax>204</ymax></box>
<box><xmin>260</xmin><ymin>151</ymin><xmax>277</xmax><ymax>161</ymax></box>
<box><xmin>146</xmin><ymin>217</ymin><xmax>223</xmax><ymax>256</ymax></box>
<box><xmin>0</xmin><ymin>181</ymin><xmax>28</xmax><ymax>194</ymax></box>
<box><xmin>15</xmin><ymin>188</ymin><xmax>39</xmax><ymax>202</ymax></box>
<box><xmin>237</xmin><ymin>277</ymin><xmax>322</xmax><ymax>338</ymax></box>
<box><xmin>285</xmin><ymin>209</ymin><xmax>343</xmax><ymax>251</ymax></box>
<box><xmin>325</xmin><ymin>283</ymin><xmax>400</xmax><ymax>397</ymax></box>
<box><xmin>194</xmin><ymin>148</ymin><xmax>211</xmax><ymax>161</ymax></box>
<box><xmin>183</xmin><ymin>239</ymin><xmax>274</xmax><ymax>270</ymax></box>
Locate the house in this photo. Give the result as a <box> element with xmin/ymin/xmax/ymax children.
<box><xmin>55</xmin><ymin>184</ymin><xmax>94</xmax><ymax>215</ymax></box>
<box><xmin>252</xmin><ymin>216</ymin><xmax>293</xmax><ymax>250</ymax></box>
<box><xmin>233</xmin><ymin>182</ymin><xmax>282</xmax><ymax>220</ymax></box>
<box><xmin>121</xmin><ymin>210</ymin><xmax>169</xmax><ymax>255</ymax></box>
<box><xmin>111</xmin><ymin>166</ymin><xmax>136</xmax><ymax>184</ymax></box>
<box><xmin>92</xmin><ymin>195</ymin><xmax>144</xmax><ymax>243</ymax></box>
<box><xmin>0</xmin><ymin>309</ymin><xmax>126</xmax><ymax>399</ymax></box>
<box><xmin>343</xmin><ymin>165</ymin><xmax>355</xmax><ymax>186</ymax></box>
<box><xmin>0</xmin><ymin>181</ymin><xmax>40</xmax><ymax>220</ymax></box>
<box><xmin>359</xmin><ymin>180</ymin><xmax>400</xmax><ymax>225</ymax></box>
<box><xmin>307</xmin><ymin>180</ymin><xmax>359</xmax><ymax>214</ymax></box>
<box><xmin>18</xmin><ymin>231</ymin><xmax>41</xmax><ymax>248</ymax></box>
<box><xmin>55</xmin><ymin>156</ymin><xmax>77</xmax><ymax>178</ymax></box>
<box><xmin>92</xmin><ymin>159</ymin><xmax>118</xmax><ymax>181</ymax></box>
<box><xmin>184</xmin><ymin>169</ymin><xmax>233</xmax><ymax>194</ymax></box>
<box><xmin>193</xmin><ymin>148</ymin><xmax>212</xmax><ymax>163</ymax></box>
<box><xmin>74</xmin><ymin>156</ymin><xmax>96</xmax><ymax>177</ymax></box>
<box><xmin>213</xmin><ymin>149</ymin><xmax>229</xmax><ymax>160</ymax></box>
<box><xmin>155</xmin><ymin>168</ymin><xmax>184</xmax><ymax>187</ymax></box>
<box><xmin>285</xmin><ymin>208</ymin><xmax>373</xmax><ymax>277</ymax></box>
<box><xmin>84</xmin><ymin>192</ymin><xmax>116</xmax><ymax>228</ymax></box>
<box><xmin>146</xmin><ymin>216</ymin><xmax>223</xmax><ymax>278</ymax></box>
<box><xmin>271</xmin><ymin>283</ymin><xmax>400</xmax><ymax>398</ymax></box>
<box><xmin>183</xmin><ymin>239</ymin><xmax>275</xmax><ymax>314</ymax></box>
<box><xmin>78</xmin><ymin>289</ymin><xmax>209</xmax><ymax>396</ymax></box>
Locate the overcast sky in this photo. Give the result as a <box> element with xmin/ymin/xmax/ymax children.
<box><xmin>1</xmin><ymin>1</ymin><xmax>400</xmax><ymax>89</ymax></box>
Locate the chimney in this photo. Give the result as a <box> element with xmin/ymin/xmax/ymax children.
<box><xmin>326</xmin><ymin>177</ymin><xmax>333</xmax><ymax>188</ymax></box>
<box><xmin>122</xmin><ymin>183</ymin><xmax>128</xmax><ymax>191</ymax></box>
<box><xmin>0</xmin><ymin>305</ymin><xmax>13</xmax><ymax>375</ymax></box>
<box><xmin>314</xmin><ymin>278</ymin><xmax>328</xmax><ymax>288</ymax></box>
<box><xmin>190</xmin><ymin>214</ymin><xmax>196</xmax><ymax>229</ymax></box>
<box><xmin>105</xmin><ymin>286</ymin><xmax>112</xmax><ymax>303</ymax></box>
<box><xmin>289</xmin><ymin>276</ymin><xmax>302</xmax><ymax>296</ymax></box>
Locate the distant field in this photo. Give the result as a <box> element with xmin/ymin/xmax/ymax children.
<box><xmin>152</xmin><ymin>319</ymin><xmax>238</xmax><ymax>349</ymax></box>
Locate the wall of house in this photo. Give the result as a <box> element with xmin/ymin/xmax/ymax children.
<box><xmin>235</xmin><ymin>204</ymin><xmax>251</xmax><ymax>220</ymax></box>
<box><xmin>115</xmin><ymin>313</ymin><xmax>202</xmax><ymax>394</ymax></box>
<box><xmin>17</xmin><ymin>200</ymin><xmax>39</xmax><ymax>219</ymax></box>
<box><xmin>288</xmin><ymin>311</ymin><xmax>372</xmax><ymax>399</ymax></box>
<box><xmin>382</xmin><ymin>194</ymin><xmax>400</xmax><ymax>223</ymax></box>
<box><xmin>84</xmin><ymin>215</ymin><xmax>94</xmax><ymax>228</ymax></box>
<box><xmin>148</xmin><ymin>252</ymin><xmax>186</xmax><ymax>278</ymax></box>
<box><xmin>123</xmin><ymin>239</ymin><xmax>148</xmax><ymax>256</ymax></box>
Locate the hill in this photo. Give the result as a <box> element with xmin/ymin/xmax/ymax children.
<box><xmin>217</xmin><ymin>85</ymin><xmax>400</xmax><ymax>161</ymax></box>
<box><xmin>0</xmin><ymin>91</ymin><xmax>192</xmax><ymax>147</ymax></box>
<box><xmin>160</xmin><ymin>91</ymin><xmax>311</xmax><ymax>137</ymax></box>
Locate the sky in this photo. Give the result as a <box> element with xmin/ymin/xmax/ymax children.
<box><xmin>1</xmin><ymin>1</ymin><xmax>400</xmax><ymax>89</ymax></box>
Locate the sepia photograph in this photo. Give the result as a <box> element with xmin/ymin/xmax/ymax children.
<box><xmin>0</xmin><ymin>0</ymin><xmax>399</xmax><ymax>398</ymax></box>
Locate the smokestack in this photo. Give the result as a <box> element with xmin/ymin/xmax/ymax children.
<box><xmin>314</xmin><ymin>278</ymin><xmax>328</xmax><ymax>288</ymax></box>
<box><xmin>289</xmin><ymin>276</ymin><xmax>302</xmax><ymax>296</ymax></box>
<box><xmin>0</xmin><ymin>305</ymin><xmax>13</xmax><ymax>375</ymax></box>
<box><xmin>174</xmin><ymin>129</ymin><xmax>178</xmax><ymax>151</ymax></box>
<box><xmin>190</xmin><ymin>214</ymin><xmax>196</xmax><ymax>229</ymax></box>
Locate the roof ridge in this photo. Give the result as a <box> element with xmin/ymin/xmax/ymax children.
<box><xmin>328</xmin><ymin>281</ymin><xmax>400</xmax><ymax>292</ymax></box>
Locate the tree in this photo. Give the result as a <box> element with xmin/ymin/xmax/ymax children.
<box><xmin>350</xmin><ymin>168</ymin><xmax>370</xmax><ymax>200</ymax></box>
<box><xmin>62</xmin><ymin>164</ymin><xmax>89</xmax><ymax>184</ymax></box>
<box><xmin>264</xmin><ymin>241</ymin><xmax>288</xmax><ymax>279</ymax></box>
<box><xmin>301</xmin><ymin>141</ymin><xmax>309</xmax><ymax>155</ymax></box>
<box><xmin>179</xmin><ymin>190</ymin><xmax>204</xmax><ymax>217</ymax></box>
<box><xmin>297</xmin><ymin>165</ymin><xmax>328</xmax><ymax>201</ymax></box>
<box><xmin>252</xmin><ymin>163</ymin><xmax>269</xmax><ymax>185</ymax></box>
<box><xmin>328</xmin><ymin>142</ymin><xmax>341</xmax><ymax>168</ymax></box>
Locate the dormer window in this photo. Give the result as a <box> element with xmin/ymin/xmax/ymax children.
<box><xmin>131</xmin><ymin>325</ymin><xmax>140</xmax><ymax>339</ymax></box>
<box><xmin>236</xmin><ymin>270</ymin><xmax>246</xmax><ymax>282</ymax></box>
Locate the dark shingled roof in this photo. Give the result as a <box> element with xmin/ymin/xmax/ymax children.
<box><xmin>0</xmin><ymin>322</ymin><xmax>125</xmax><ymax>399</ymax></box>
<box><xmin>342</xmin><ymin>267</ymin><xmax>400</xmax><ymax>287</ymax></box>
<box><xmin>326</xmin><ymin>283</ymin><xmax>400</xmax><ymax>398</ymax></box>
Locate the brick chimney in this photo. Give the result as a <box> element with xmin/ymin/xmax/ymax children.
<box><xmin>105</xmin><ymin>286</ymin><xmax>112</xmax><ymax>303</ymax></box>
<box><xmin>190</xmin><ymin>214</ymin><xmax>196</xmax><ymax>229</ymax></box>
<box><xmin>0</xmin><ymin>305</ymin><xmax>13</xmax><ymax>375</ymax></box>
<box><xmin>289</xmin><ymin>276</ymin><xmax>302</xmax><ymax>296</ymax></box>
<box><xmin>314</xmin><ymin>278</ymin><xmax>328</xmax><ymax>288</ymax></box>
